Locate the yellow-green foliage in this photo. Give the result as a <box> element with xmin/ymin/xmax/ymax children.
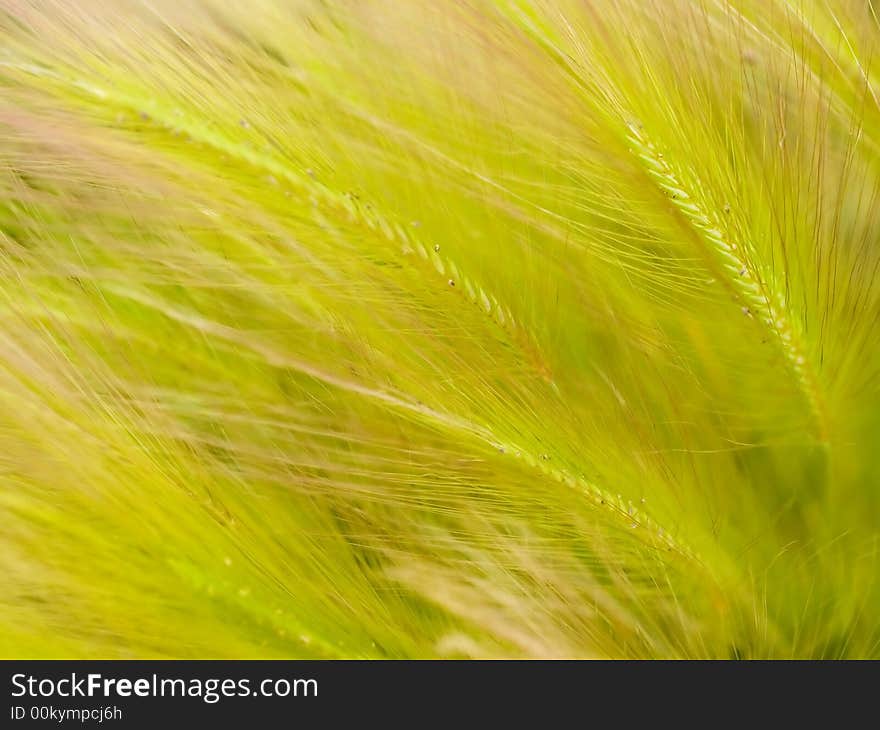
<box><xmin>1</xmin><ymin>0</ymin><xmax>879</xmax><ymax>658</ymax></box>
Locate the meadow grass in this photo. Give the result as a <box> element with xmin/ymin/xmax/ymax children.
<box><xmin>1</xmin><ymin>0</ymin><xmax>879</xmax><ymax>658</ymax></box>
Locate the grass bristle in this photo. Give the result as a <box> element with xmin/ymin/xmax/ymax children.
<box><xmin>1</xmin><ymin>0</ymin><xmax>879</xmax><ymax>658</ymax></box>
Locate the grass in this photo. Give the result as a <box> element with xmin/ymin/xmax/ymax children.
<box><xmin>1</xmin><ymin>0</ymin><xmax>879</xmax><ymax>658</ymax></box>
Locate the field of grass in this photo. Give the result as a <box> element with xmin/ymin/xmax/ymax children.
<box><xmin>1</xmin><ymin>0</ymin><xmax>879</xmax><ymax>658</ymax></box>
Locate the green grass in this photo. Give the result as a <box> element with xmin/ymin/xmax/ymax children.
<box><xmin>1</xmin><ymin>0</ymin><xmax>879</xmax><ymax>658</ymax></box>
